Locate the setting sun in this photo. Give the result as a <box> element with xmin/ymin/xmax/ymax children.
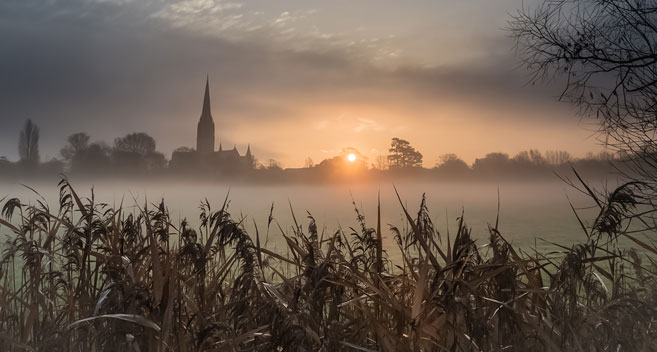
<box><xmin>347</xmin><ymin>153</ymin><xmax>357</xmax><ymax>162</ymax></box>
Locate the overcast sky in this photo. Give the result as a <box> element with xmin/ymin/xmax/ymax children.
<box><xmin>0</xmin><ymin>0</ymin><xmax>602</xmax><ymax>167</ymax></box>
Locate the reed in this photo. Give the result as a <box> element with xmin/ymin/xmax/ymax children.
<box><xmin>0</xmin><ymin>178</ymin><xmax>656</xmax><ymax>351</ymax></box>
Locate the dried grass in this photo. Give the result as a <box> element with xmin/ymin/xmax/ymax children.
<box><xmin>0</xmin><ymin>177</ymin><xmax>656</xmax><ymax>351</ymax></box>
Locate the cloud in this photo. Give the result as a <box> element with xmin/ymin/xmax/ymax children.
<box><xmin>0</xmin><ymin>0</ymin><xmax>597</xmax><ymax>165</ymax></box>
<box><xmin>151</xmin><ymin>0</ymin><xmax>245</xmax><ymax>31</ymax></box>
<box><xmin>273</xmin><ymin>11</ymin><xmax>291</xmax><ymax>25</ymax></box>
<box><xmin>355</xmin><ymin>118</ymin><xmax>383</xmax><ymax>133</ymax></box>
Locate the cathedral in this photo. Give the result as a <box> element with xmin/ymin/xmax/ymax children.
<box><xmin>170</xmin><ymin>77</ymin><xmax>254</xmax><ymax>172</ymax></box>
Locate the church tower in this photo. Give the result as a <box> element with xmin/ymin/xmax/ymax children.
<box><xmin>196</xmin><ymin>76</ymin><xmax>215</xmax><ymax>154</ymax></box>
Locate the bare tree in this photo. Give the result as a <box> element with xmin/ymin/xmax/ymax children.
<box><xmin>510</xmin><ymin>0</ymin><xmax>657</xmax><ymax>178</ymax></box>
<box><xmin>373</xmin><ymin>155</ymin><xmax>389</xmax><ymax>170</ymax></box>
<box><xmin>304</xmin><ymin>157</ymin><xmax>314</xmax><ymax>168</ymax></box>
<box><xmin>267</xmin><ymin>159</ymin><xmax>282</xmax><ymax>170</ymax></box>
<box><xmin>545</xmin><ymin>150</ymin><xmax>572</xmax><ymax>166</ymax></box>
<box><xmin>509</xmin><ymin>0</ymin><xmax>657</xmax><ymax>229</ymax></box>
<box><xmin>18</xmin><ymin>119</ymin><xmax>40</xmax><ymax>166</ymax></box>
<box><xmin>513</xmin><ymin>150</ymin><xmax>546</xmax><ymax>165</ymax></box>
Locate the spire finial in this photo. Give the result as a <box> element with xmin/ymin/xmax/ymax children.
<box><xmin>201</xmin><ymin>75</ymin><xmax>211</xmax><ymax>118</ymax></box>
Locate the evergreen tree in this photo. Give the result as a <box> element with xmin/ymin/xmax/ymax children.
<box><xmin>387</xmin><ymin>138</ymin><xmax>423</xmax><ymax>168</ymax></box>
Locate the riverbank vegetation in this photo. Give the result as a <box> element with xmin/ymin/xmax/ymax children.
<box><xmin>0</xmin><ymin>178</ymin><xmax>655</xmax><ymax>351</ymax></box>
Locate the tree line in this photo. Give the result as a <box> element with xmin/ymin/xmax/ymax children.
<box><xmin>288</xmin><ymin>137</ymin><xmax>620</xmax><ymax>183</ymax></box>
<box><xmin>0</xmin><ymin>119</ymin><xmax>620</xmax><ymax>181</ymax></box>
<box><xmin>1</xmin><ymin>119</ymin><xmax>167</xmax><ymax>177</ymax></box>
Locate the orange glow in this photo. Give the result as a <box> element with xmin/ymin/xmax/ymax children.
<box><xmin>222</xmin><ymin>99</ymin><xmax>600</xmax><ymax>168</ymax></box>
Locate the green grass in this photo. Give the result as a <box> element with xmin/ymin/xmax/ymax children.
<box><xmin>0</xmin><ymin>178</ymin><xmax>656</xmax><ymax>351</ymax></box>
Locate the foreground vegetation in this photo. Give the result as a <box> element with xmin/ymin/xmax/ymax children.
<box><xmin>0</xmin><ymin>179</ymin><xmax>656</xmax><ymax>351</ymax></box>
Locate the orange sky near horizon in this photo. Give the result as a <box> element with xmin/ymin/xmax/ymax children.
<box><xmin>170</xmin><ymin>84</ymin><xmax>602</xmax><ymax>168</ymax></box>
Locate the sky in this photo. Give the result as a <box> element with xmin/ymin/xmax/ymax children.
<box><xmin>0</xmin><ymin>0</ymin><xmax>603</xmax><ymax>167</ymax></box>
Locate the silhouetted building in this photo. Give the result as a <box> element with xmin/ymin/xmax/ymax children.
<box><xmin>171</xmin><ymin>77</ymin><xmax>255</xmax><ymax>173</ymax></box>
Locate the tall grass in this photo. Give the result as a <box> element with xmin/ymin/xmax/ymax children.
<box><xmin>0</xmin><ymin>178</ymin><xmax>656</xmax><ymax>351</ymax></box>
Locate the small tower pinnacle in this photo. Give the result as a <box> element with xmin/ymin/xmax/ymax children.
<box><xmin>245</xmin><ymin>144</ymin><xmax>254</xmax><ymax>168</ymax></box>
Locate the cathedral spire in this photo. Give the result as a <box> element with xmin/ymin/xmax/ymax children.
<box><xmin>201</xmin><ymin>75</ymin><xmax>212</xmax><ymax>119</ymax></box>
<box><xmin>246</xmin><ymin>144</ymin><xmax>252</xmax><ymax>157</ymax></box>
<box><xmin>197</xmin><ymin>75</ymin><xmax>215</xmax><ymax>154</ymax></box>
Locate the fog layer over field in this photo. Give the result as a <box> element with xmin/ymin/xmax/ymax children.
<box><xmin>0</xmin><ymin>179</ymin><xmax>606</xmax><ymax>257</ymax></box>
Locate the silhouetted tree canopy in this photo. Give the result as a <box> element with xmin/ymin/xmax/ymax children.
<box><xmin>435</xmin><ymin>154</ymin><xmax>470</xmax><ymax>176</ymax></box>
<box><xmin>87</xmin><ymin>143</ymin><xmax>111</xmax><ymax>163</ymax></box>
<box><xmin>472</xmin><ymin>153</ymin><xmax>511</xmax><ymax>174</ymax></box>
<box><xmin>40</xmin><ymin>158</ymin><xmax>64</xmax><ymax>175</ymax></box>
<box><xmin>18</xmin><ymin>119</ymin><xmax>39</xmax><ymax>166</ymax></box>
<box><xmin>59</xmin><ymin>133</ymin><xmax>112</xmax><ymax>174</ymax></box>
<box><xmin>316</xmin><ymin>150</ymin><xmax>368</xmax><ymax>172</ymax></box>
<box><xmin>111</xmin><ymin>132</ymin><xmax>165</xmax><ymax>173</ymax></box>
<box><xmin>388</xmin><ymin>138</ymin><xmax>423</xmax><ymax>168</ymax></box>
<box><xmin>114</xmin><ymin>132</ymin><xmax>157</xmax><ymax>156</ymax></box>
<box><xmin>61</xmin><ymin>133</ymin><xmax>90</xmax><ymax>161</ymax></box>
<box><xmin>513</xmin><ymin>149</ymin><xmax>546</xmax><ymax>166</ymax></box>
<box><xmin>144</xmin><ymin>151</ymin><xmax>166</xmax><ymax>170</ymax></box>
<box><xmin>72</xmin><ymin>142</ymin><xmax>111</xmax><ymax>175</ymax></box>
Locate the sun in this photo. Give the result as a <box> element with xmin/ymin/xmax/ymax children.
<box><xmin>347</xmin><ymin>153</ymin><xmax>357</xmax><ymax>163</ymax></box>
